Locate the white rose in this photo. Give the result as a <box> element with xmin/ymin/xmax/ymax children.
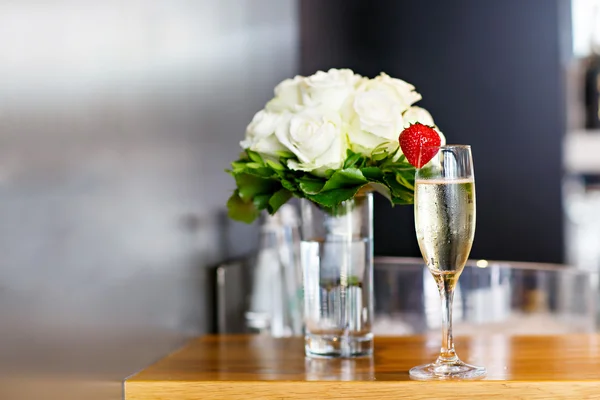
<box><xmin>344</xmin><ymin>78</ymin><xmax>407</xmax><ymax>155</ymax></box>
<box><xmin>266</xmin><ymin>76</ymin><xmax>304</xmax><ymax>112</ymax></box>
<box><xmin>240</xmin><ymin>110</ymin><xmax>288</xmax><ymax>157</ymax></box>
<box><xmin>374</xmin><ymin>72</ymin><xmax>422</xmax><ymax>110</ymax></box>
<box><xmin>352</xmin><ymin>86</ymin><xmax>404</xmax><ymax>140</ymax></box>
<box><xmin>301</xmin><ymin>68</ymin><xmax>361</xmax><ymax>111</ymax></box>
<box><xmin>275</xmin><ymin>107</ymin><xmax>347</xmax><ymax>175</ymax></box>
<box><xmin>345</xmin><ymin>75</ymin><xmax>431</xmax><ymax>155</ymax></box>
<box><xmin>403</xmin><ymin>106</ymin><xmax>434</xmax><ymax>127</ymax></box>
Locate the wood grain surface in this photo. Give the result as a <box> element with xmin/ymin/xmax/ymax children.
<box><xmin>126</xmin><ymin>334</ymin><xmax>600</xmax><ymax>399</ymax></box>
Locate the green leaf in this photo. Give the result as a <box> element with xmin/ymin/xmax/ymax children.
<box><xmin>368</xmin><ymin>182</ymin><xmax>392</xmax><ymax>202</ymax></box>
<box><xmin>371</xmin><ymin>151</ymin><xmax>389</xmax><ymax>162</ymax></box>
<box><xmin>343</xmin><ymin>152</ymin><xmax>363</xmax><ymax>169</ymax></box>
<box><xmin>324</xmin><ymin>169</ymin><xmax>336</xmax><ymax>179</ymax></box>
<box><xmin>253</xmin><ymin>193</ymin><xmax>271</xmax><ymax>210</ymax></box>
<box><xmin>281</xmin><ymin>178</ymin><xmax>298</xmax><ymax>192</ymax></box>
<box><xmin>392</xmin><ymin>193</ymin><xmax>413</xmax><ymax>205</ymax></box>
<box><xmin>384</xmin><ymin>173</ymin><xmax>414</xmax><ymax>203</ymax></box>
<box><xmin>268</xmin><ymin>188</ymin><xmax>293</xmax><ymax>214</ymax></box>
<box><xmin>371</xmin><ymin>141</ymin><xmax>392</xmax><ymax>155</ymax></box>
<box><xmin>231</xmin><ymin>161</ymin><xmax>247</xmax><ymax>171</ymax></box>
<box><xmin>395</xmin><ymin>170</ymin><xmax>415</xmax><ymax>191</ymax></box>
<box><xmin>265</xmin><ymin>159</ymin><xmax>285</xmax><ymax>171</ymax></box>
<box><xmin>243</xmin><ymin>166</ymin><xmax>274</xmax><ymax>178</ymax></box>
<box><xmin>321</xmin><ymin>168</ymin><xmax>368</xmax><ymax>191</ymax></box>
<box><xmin>388</xmin><ymin>146</ymin><xmax>400</xmax><ymax>160</ymax></box>
<box><xmin>307</xmin><ymin>186</ymin><xmax>365</xmax><ymax>208</ymax></box>
<box><xmin>275</xmin><ymin>150</ymin><xmax>296</xmax><ymax>159</ymax></box>
<box><xmin>247</xmin><ymin>150</ymin><xmax>264</xmax><ymax>165</ymax></box>
<box><xmin>245</xmin><ymin>162</ymin><xmax>263</xmax><ymax>169</ymax></box>
<box><xmin>298</xmin><ymin>177</ymin><xmax>325</xmax><ymax>194</ymax></box>
<box><xmin>379</xmin><ymin>156</ymin><xmax>414</xmax><ymax>174</ymax></box>
<box><xmin>371</xmin><ymin>142</ymin><xmax>398</xmax><ymax>162</ymax></box>
<box><xmin>360</xmin><ymin>167</ymin><xmax>384</xmax><ymax>181</ymax></box>
<box><xmin>227</xmin><ymin>191</ymin><xmax>259</xmax><ymax>223</ymax></box>
<box><xmin>235</xmin><ymin>173</ymin><xmax>278</xmax><ymax>201</ymax></box>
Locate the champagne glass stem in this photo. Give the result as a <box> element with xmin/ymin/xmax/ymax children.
<box><xmin>438</xmin><ymin>279</ymin><xmax>457</xmax><ymax>362</ymax></box>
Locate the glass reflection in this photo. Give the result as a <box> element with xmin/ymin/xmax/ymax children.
<box><xmin>373</xmin><ymin>258</ymin><xmax>599</xmax><ymax>336</ymax></box>
<box><xmin>305</xmin><ymin>357</ymin><xmax>375</xmax><ymax>381</ymax></box>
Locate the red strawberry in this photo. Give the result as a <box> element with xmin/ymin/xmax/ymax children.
<box><xmin>399</xmin><ymin>123</ymin><xmax>441</xmax><ymax>168</ymax></box>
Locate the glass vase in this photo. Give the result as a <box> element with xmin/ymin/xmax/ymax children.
<box><xmin>300</xmin><ymin>190</ymin><xmax>374</xmax><ymax>358</ymax></box>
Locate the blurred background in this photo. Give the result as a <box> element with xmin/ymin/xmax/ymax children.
<box><xmin>1</xmin><ymin>0</ymin><xmax>600</xmax><ymax>388</ymax></box>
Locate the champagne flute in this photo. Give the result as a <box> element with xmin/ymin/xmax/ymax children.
<box><xmin>409</xmin><ymin>144</ymin><xmax>486</xmax><ymax>380</ymax></box>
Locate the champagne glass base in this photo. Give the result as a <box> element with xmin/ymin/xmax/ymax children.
<box><xmin>409</xmin><ymin>359</ymin><xmax>486</xmax><ymax>381</ymax></box>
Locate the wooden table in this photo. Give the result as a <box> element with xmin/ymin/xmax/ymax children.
<box><xmin>125</xmin><ymin>334</ymin><xmax>600</xmax><ymax>399</ymax></box>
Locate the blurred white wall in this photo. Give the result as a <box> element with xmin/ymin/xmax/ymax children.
<box><xmin>572</xmin><ymin>0</ymin><xmax>600</xmax><ymax>57</ymax></box>
<box><xmin>0</xmin><ymin>0</ymin><xmax>298</xmax><ymax>378</ymax></box>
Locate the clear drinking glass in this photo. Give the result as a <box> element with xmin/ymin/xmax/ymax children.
<box><xmin>300</xmin><ymin>190</ymin><xmax>374</xmax><ymax>358</ymax></box>
<box><xmin>409</xmin><ymin>145</ymin><xmax>486</xmax><ymax>380</ymax></box>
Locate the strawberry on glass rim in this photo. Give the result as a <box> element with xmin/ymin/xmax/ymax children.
<box><xmin>398</xmin><ymin>123</ymin><xmax>441</xmax><ymax>168</ymax></box>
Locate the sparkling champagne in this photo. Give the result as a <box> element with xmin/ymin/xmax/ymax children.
<box><xmin>409</xmin><ymin>145</ymin><xmax>486</xmax><ymax>380</ymax></box>
<box><xmin>415</xmin><ymin>178</ymin><xmax>476</xmax><ymax>286</ymax></box>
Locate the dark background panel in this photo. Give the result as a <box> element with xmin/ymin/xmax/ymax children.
<box><xmin>301</xmin><ymin>0</ymin><xmax>568</xmax><ymax>263</ymax></box>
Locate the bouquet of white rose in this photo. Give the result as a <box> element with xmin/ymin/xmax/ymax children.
<box><xmin>227</xmin><ymin>68</ymin><xmax>444</xmax><ymax>223</ymax></box>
